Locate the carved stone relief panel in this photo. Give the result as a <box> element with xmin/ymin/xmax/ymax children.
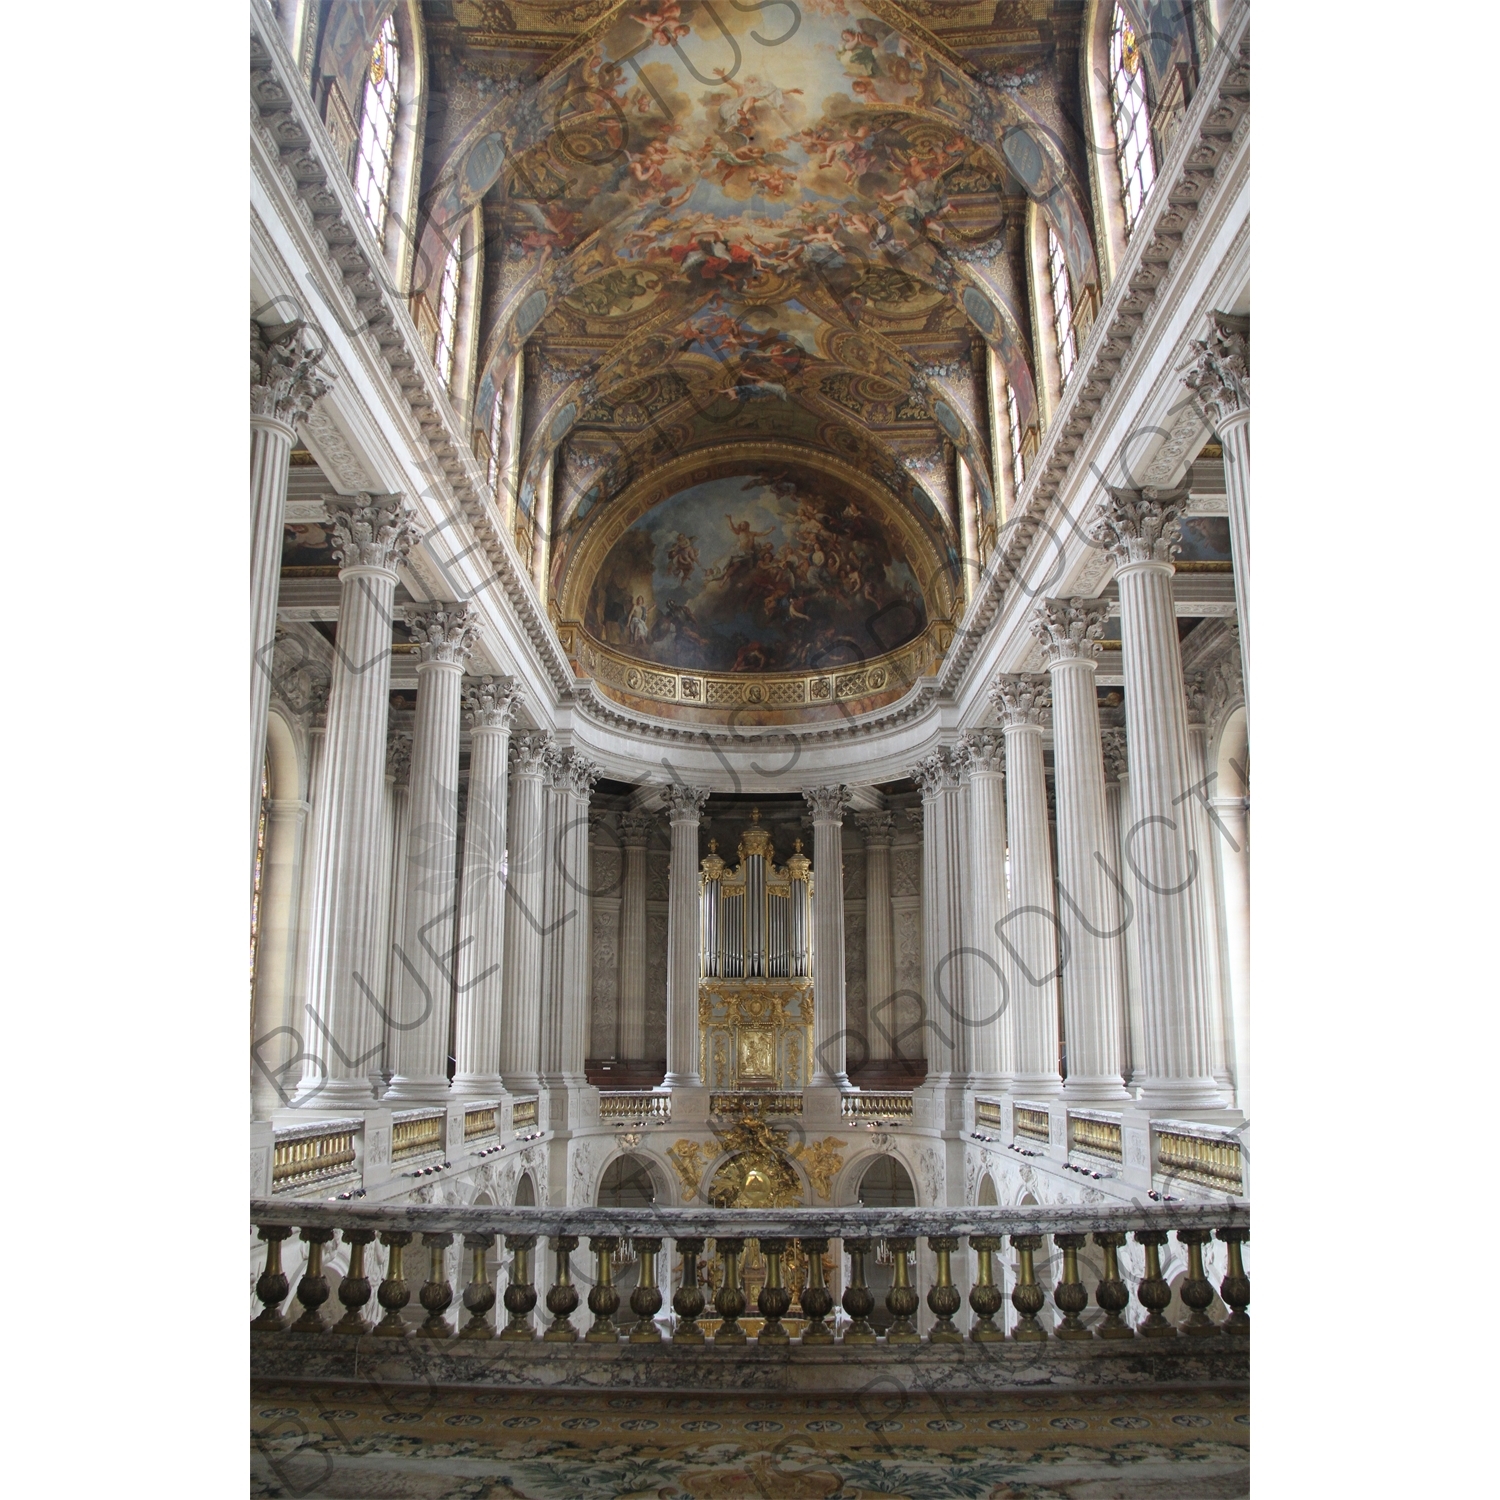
<box><xmin>891</xmin><ymin>847</ymin><xmax>921</xmax><ymax>898</ymax></box>
<box><xmin>842</xmin><ymin>847</ymin><xmax>865</xmax><ymax>901</ymax></box>
<box><xmin>844</xmin><ymin>908</ymin><xmax>867</xmax><ymax>1060</ymax></box>
<box><xmin>590</xmin><ymin>906</ymin><xmax>620</xmax><ymax>1058</ymax></box>
<box><xmin>892</xmin><ymin>903</ymin><xmax>924</xmax><ymax>1062</ymax></box>
<box><xmin>645</xmin><ymin>911</ymin><xmax>669</xmax><ymax>1061</ymax></box>
<box><xmin>646</xmin><ymin>850</ymin><xmax>670</xmax><ymax>902</ymax></box>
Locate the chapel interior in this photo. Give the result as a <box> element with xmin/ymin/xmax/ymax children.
<box><xmin>249</xmin><ymin>1</ymin><xmax>1251</xmax><ymax>1491</ymax></box>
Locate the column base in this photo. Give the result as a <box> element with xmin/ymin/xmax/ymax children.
<box><xmin>381</xmin><ymin>1076</ymin><xmax>453</xmax><ymax>1105</ymax></box>
<box><xmin>449</xmin><ymin>1076</ymin><xmax>508</xmax><ymax>1101</ymax></box>
<box><xmin>502</xmin><ymin>1074</ymin><xmax>543</xmax><ymax>1097</ymax></box>
<box><xmin>1062</xmin><ymin>1076</ymin><xmax>1133</xmax><ymax>1104</ymax></box>
<box><xmin>291</xmin><ymin>1076</ymin><xmax>378</xmax><ymax>1110</ymax></box>
<box><xmin>660</xmin><ymin>1072</ymin><xmax>702</xmax><ymax>1090</ymax></box>
<box><xmin>1009</xmin><ymin>1073</ymin><xmax>1064</xmax><ymax>1097</ymax></box>
<box><xmin>1132</xmin><ymin>1076</ymin><xmax>1229</xmax><ymax>1110</ymax></box>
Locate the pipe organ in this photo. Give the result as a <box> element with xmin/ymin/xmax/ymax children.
<box><xmin>699</xmin><ymin>810</ymin><xmax>814</xmax><ymax>1090</ymax></box>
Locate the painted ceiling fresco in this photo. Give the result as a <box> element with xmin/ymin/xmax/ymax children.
<box><xmin>585</xmin><ymin>468</ymin><xmax>928</xmax><ymax>674</ymax></box>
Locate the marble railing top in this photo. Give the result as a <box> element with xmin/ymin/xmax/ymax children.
<box><xmin>249</xmin><ymin>1201</ymin><xmax>1248</xmax><ymax>1238</ymax></box>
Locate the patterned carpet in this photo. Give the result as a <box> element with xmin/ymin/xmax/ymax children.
<box><xmin>251</xmin><ymin>1381</ymin><xmax>1248</xmax><ymax>1498</ymax></box>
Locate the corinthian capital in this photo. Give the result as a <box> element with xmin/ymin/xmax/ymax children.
<box><xmin>250</xmin><ymin>318</ymin><xmax>331</xmax><ymax>428</ymax></box>
<box><xmin>1032</xmin><ymin>598</ymin><xmax>1110</xmax><ymax>665</ymax></box>
<box><xmin>326</xmin><ymin>494</ymin><xmax>422</xmax><ymax>573</ymax></box>
<box><xmin>802</xmin><ymin>784</ymin><xmax>852</xmax><ymax>822</ymax></box>
<box><xmin>1100</xmin><ymin>728</ymin><xmax>1128</xmax><ymax>782</ymax></box>
<box><xmin>462</xmin><ymin>675</ymin><xmax>522</xmax><ymax>730</ymax></box>
<box><xmin>1090</xmin><ymin>488</ymin><xmax>1188</xmax><ymax>567</ymax></box>
<box><xmin>618</xmin><ymin>810</ymin><xmax>655</xmax><ymax>845</ymax></box>
<box><xmin>386</xmin><ymin>730</ymin><xmax>413</xmax><ymax>784</ymax></box>
<box><xmin>1182</xmin><ymin>312</ymin><xmax>1250</xmax><ymax>425</ymax></box>
<box><xmin>562</xmin><ymin>749</ymin><xmax>602</xmax><ymax>799</ymax></box>
<box><xmin>909</xmin><ymin>750</ymin><xmax>961</xmax><ymax>799</ymax></box>
<box><xmin>510</xmin><ymin>730</ymin><xmax>553</xmax><ymax>777</ymax></box>
<box><xmin>666</xmin><ymin>784</ymin><xmax>711</xmax><ymax>820</ymax></box>
<box><xmin>854</xmin><ymin>809</ymin><xmax>895</xmax><ymax>844</ymax></box>
<box><xmin>960</xmin><ymin>729</ymin><xmax>1005</xmax><ymax>775</ymax></box>
<box><xmin>404</xmin><ymin>602</ymin><xmax>479</xmax><ymax>668</ymax></box>
<box><xmin>990</xmin><ymin>674</ymin><xmax>1052</xmax><ymax>728</ymax></box>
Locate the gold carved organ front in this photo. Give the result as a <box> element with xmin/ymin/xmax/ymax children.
<box><xmin>698</xmin><ymin>811</ymin><xmax>814</xmax><ymax>1090</ymax></box>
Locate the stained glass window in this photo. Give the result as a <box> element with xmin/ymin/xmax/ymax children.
<box><xmin>434</xmin><ymin>237</ymin><xmax>461</xmax><ymax>390</ymax></box>
<box><xmin>1110</xmin><ymin>4</ymin><xmax>1156</xmax><ymax>236</ymax></box>
<box><xmin>1005</xmin><ymin>380</ymin><xmax>1025</xmax><ymax>493</ymax></box>
<box><xmin>1047</xmin><ymin>226</ymin><xmax>1076</xmax><ymax>388</ymax></box>
<box><xmin>354</xmin><ymin>15</ymin><xmax>400</xmax><ymax>238</ymax></box>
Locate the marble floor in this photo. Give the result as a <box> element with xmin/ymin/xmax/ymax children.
<box><xmin>251</xmin><ymin>1380</ymin><xmax>1249</xmax><ymax>1498</ymax></box>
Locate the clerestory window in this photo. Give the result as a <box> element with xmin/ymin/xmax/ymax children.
<box><xmin>353</xmin><ymin>15</ymin><xmax>401</xmax><ymax>239</ymax></box>
<box><xmin>1047</xmin><ymin>226</ymin><xmax>1076</xmax><ymax>388</ymax></box>
<box><xmin>1110</xmin><ymin>4</ymin><xmax>1156</xmax><ymax>237</ymax></box>
<box><xmin>434</xmin><ymin>237</ymin><xmax>461</xmax><ymax>391</ymax></box>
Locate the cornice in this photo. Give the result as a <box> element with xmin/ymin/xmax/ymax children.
<box><xmin>248</xmin><ymin>1</ymin><xmax>576</xmax><ymax>706</ymax></box>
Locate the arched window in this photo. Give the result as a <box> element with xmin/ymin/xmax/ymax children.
<box><xmin>1005</xmin><ymin>381</ymin><xmax>1025</xmax><ymax>493</ymax></box>
<box><xmin>486</xmin><ymin>384</ymin><xmax>505</xmax><ymax>490</ymax></box>
<box><xmin>353</xmin><ymin>15</ymin><xmax>401</xmax><ymax>239</ymax></box>
<box><xmin>433</xmin><ymin>236</ymin><xmax>462</xmax><ymax>391</ymax></box>
<box><xmin>1047</xmin><ymin>226</ymin><xmax>1077</xmax><ymax>387</ymax></box>
<box><xmin>1109</xmin><ymin>4</ymin><xmax>1156</xmax><ymax>236</ymax></box>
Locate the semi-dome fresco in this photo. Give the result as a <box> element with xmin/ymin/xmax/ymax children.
<box><xmin>585</xmin><ymin>470</ymin><xmax>928</xmax><ymax>675</ymax></box>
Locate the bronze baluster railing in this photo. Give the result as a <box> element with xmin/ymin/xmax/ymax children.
<box><xmin>543</xmin><ymin>1234</ymin><xmax>580</xmax><ymax>1342</ymax></box>
<box><xmin>1053</xmin><ymin>1233</ymin><xmax>1091</xmax><ymax>1340</ymax></box>
<box><xmin>757</xmin><ymin>1238</ymin><xmax>791</xmax><ymax>1344</ymax></box>
<box><xmin>968</xmin><ymin>1235</ymin><xmax>1004</xmax><ymax>1342</ymax></box>
<box><xmin>926</xmin><ymin>1236</ymin><xmax>962</xmax><ymax>1343</ymax></box>
<box><xmin>459</xmin><ymin>1232</ymin><xmax>496</xmax><ymax>1339</ymax></box>
<box><xmin>842</xmin><ymin>1237</ymin><xmax>877</xmax><ymax>1344</ymax></box>
<box><xmin>418</xmin><ymin>1232</ymin><xmax>455</xmax><ymax>1339</ymax></box>
<box><xmin>1176</xmin><ymin>1229</ymin><xmax>1218</xmax><ymax>1336</ymax></box>
<box><xmin>1009</xmin><ymin>1233</ymin><xmax>1047</xmax><ymax>1341</ymax></box>
<box><xmin>672</xmin><ymin>1237</ymin><xmax>706</xmax><ymax>1343</ymax></box>
<box><xmin>291</xmin><ymin>1227</ymin><xmax>334</xmax><ymax>1333</ymax></box>
<box><xmin>798</xmin><ymin>1237</ymin><xmax>833</xmax><ymax>1344</ymax></box>
<box><xmin>1092</xmin><ymin>1231</ymin><xmax>1134</xmax><ymax>1339</ymax></box>
<box><xmin>629</xmin><ymin>1237</ymin><xmax>663</xmax><ymax>1342</ymax></box>
<box><xmin>713</xmin><ymin>1237</ymin><xmax>747</xmax><ymax>1344</ymax></box>
<box><xmin>253</xmin><ymin>1225</ymin><xmax>292</xmax><ymax>1330</ymax></box>
<box><xmin>586</xmin><ymin>1236</ymin><xmax>621</xmax><ymax>1342</ymax></box>
<box><xmin>500</xmin><ymin>1234</ymin><xmax>537</xmax><ymax>1340</ymax></box>
<box><xmin>1217</xmin><ymin>1226</ymin><xmax>1250</xmax><ymax>1335</ymax></box>
<box><xmin>1134</xmin><ymin>1230</ymin><xmax>1175</xmax><ymax>1338</ymax></box>
<box><xmin>333</xmin><ymin>1228</ymin><xmax>375</xmax><ymax>1336</ymax></box>
<box><xmin>884</xmin><ymin>1236</ymin><xmax>920</xmax><ymax>1344</ymax></box>
<box><xmin>375</xmin><ymin>1231</ymin><xmax>413</xmax><ymax>1337</ymax></box>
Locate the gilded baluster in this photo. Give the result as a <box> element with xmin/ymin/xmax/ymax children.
<box><xmin>1175</xmin><ymin>1229</ymin><xmax>1218</xmax><ymax>1336</ymax></box>
<box><xmin>672</xmin><ymin>1237</ymin><xmax>707</xmax><ymax>1343</ymax></box>
<box><xmin>418</xmin><ymin>1233</ymin><xmax>455</xmax><ymax>1339</ymax></box>
<box><xmin>713</xmin><ymin>1237</ymin><xmax>747</xmax><ymax>1344</ymax></box>
<box><xmin>333</xmin><ymin>1229</ymin><xmax>376</xmax><ymax>1336</ymax></box>
<box><xmin>1052</xmin><ymin>1233</ymin><xmax>1092</xmax><ymax>1340</ymax></box>
<box><xmin>967</xmin><ymin>1235</ymin><xmax>1004</xmax><ymax>1342</ymax></box>
<box><xmin>459</xmin><ymin>1232</ymin><xmax>496</xmax><ymax>1339</ymax></box>
<box><xmin>629</xmin><ymin>1237</ymin><xmax>664</xmax><ymax>1343</ymax></box>
<box><xmin>1216</xmin><ymin>1226</ymin><xmax>1250</xmax><ymax>1335</ymax></box>
<box><xmin>1092</xmin><ymin>1231</ymin><xmax>1134</xmax><ymax>1339</ymax></box>
<box><xmin>291</xmin><ymin>1227</ymin><xmax>335</xmax><ymax>1333</ymax></box>
<box><xmin>253</xmin><ymin>1226</ymin><xmax>293</xmax><ymax>1330</ymax></box>
<box><xmin>797</xmin><ymin>1237</ymin><xmax>833</xmax><ymax>1344</ymax></box>
<box><xmin>586</xmin><ymin>1236</ymin><xmax>622</xmax><ymax>1342</ymax></box>
<box><xmin>925</xmin><ymin>1236</ymin><xmax>962</xmax><ymax>1344</ymax></box>
<box><xmin>884</xmin><ymin>1237</ymin><xmax>920</xmax><ymax>1344</ymax></box>
<box><xmin>543</xmin><ymin>1234</ymin><xmax>580</xmax><ymax>1341</ymax></box>
<box><xmin>841</xmin><ymin>1237</ymin><xmax>877</xmax><ymax>1344</ymax></box>
<box><xmin>1009</xmin><ymin>1233</ymin><xmax>1047</xmax><ymax>1341</ymax></box>
<box><xmin>500</xmin><ymin>1234</ymin><xmax>538</xmax><ymax>1340</ymax></box>
<box><xmin>757</xmin><ymin>1238</ymin><xmax>791</xmax><ymax>1344</ymax></box>
<box><xmin>1134</xmin><ymin>1230</ymin><xmax>1176</xmax><ymax>1338</ymax></box>
<box><xmin>374</xmin><ymin>1231</ymin><xmax>413</xmax><ymax>1337</ymax></box>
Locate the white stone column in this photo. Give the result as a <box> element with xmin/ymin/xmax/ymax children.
<box><xmin>385</xmin><ymin>604</ymin><xmax>479</xmax><ymax>1102</ymax></box>
<box><xmin>616</xmin><ymin>811</ymin><xmax>653</xmax><ymax>1062</ymax></box>
<box><xmin>854</xmin><ymin>811</ymin><xmax>896</xmax><ymax>1065</ymax></box>
<box><xmin>1101</xmin><ymin>729</ymin><xmax>1144</xmax><ymax>1087</ymax></box>
<box><xmin>1184</xmin><ymin>672</ymin><xmax>1233</xmax><ymax>1093</ymax></box>
<box><xmin>909</xmin><ymin>755</ymin><xmax>966</xmax><ymax>1083</ymax></box>
<box><xmin>1184</xmin><ymin>313</ymin><xmax>1250</xmax><ymax>729</ymax></box>
<box><xmin>991</xmin><ymin>676</ymin><xmax>1063</xmax><ymax>1096</ymax></box>
<box><xmin>451</xmin><ymin>676</ymin><xmax>522</xmax><ymax>1098</ymax></box>
<box><xmin>542</xmin><ymin>750</ymin><xmax>601</xmax><ymax>1098</ymax></box>
<box><xmin>379</xmin><ymin>732</ymin><xmax>412</xmax><ymax>1077</ymax></box>
<box><xmin>295</xmin><ymin>495</ymin><xmax>422</xmax><ymax>1108</ymax></box>
<box><xmin>959</xmin><ymin>731</ymin><xmax>1011</xmax><ymax>1090</ymax></box>
<box><xmin>499</xmin><ymin>731</ymin><xmax>551</xmax><ymax>1094</ymax></box>
<box><xmin>250</xmin><ymin>318</ymin><xmax>328</xmax><ymax>863</ymax></box>
<box><xmin>1033</xmin><ymin>600</ymin><xmax>1130</xmax><ymax>1102</ymax></box>
<box><xmin>1091</xmin><ymin>490</ymin><xmax>1221</xmax><ymax>1107</ymax></box>
<box><xmin>1212</xmin><ymin>792</ymin><xmax>1250</xmax><ymax>1117</ymax></box>
<box><xmin>803</xmin><ymin>785</ymin><xmax>853</xmax><ymax>1088</ymax></box>
<box><xmin>251</xmin><ymin>794</ymin><xmax>309</xmax><ymax>1119</ymax></box>
<box><xmin>662</xmin><ymin>785</ymin><xmax>710</xmax><ymax>1089</ymax></box>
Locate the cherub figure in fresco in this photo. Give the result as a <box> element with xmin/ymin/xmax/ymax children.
<box><xmin>627</xmin><ymin>594</ymin><xmax>651</xmax><ymax>644</ymax></box>
<box><xmin>838</xmin><ymin>26</ymin><xmax>881</xmax><ymax>76</ymax></box>
<box><xmin>726</xmin><ymin>514</ymin><xmax>776</xmax><ymax>554</ymax></box>
<box><xmin>732</xmin><ymin>640</ymin><xmax>771</xmax><ymax>673</ymax></box>
<box><xmin>666</xmin><ymin>531</ymin><xmax>699</xmax><ymax>584</ymax></box>
<box><xmin>630</xmin><ymin>0</ymin><xmax>690</xmax><ymax>48</ymax></box>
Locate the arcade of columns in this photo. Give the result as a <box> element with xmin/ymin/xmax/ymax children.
<box><xmin>251</xmin><ymin>315</ymin><xmax>1250</xmax><ymax>1125</ymax></box>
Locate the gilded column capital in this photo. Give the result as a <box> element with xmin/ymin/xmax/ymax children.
<box><xmin>802</xmin><ymin>784</ymin><xmax>852</xmax><ymax>822</ymax></box>
<box><xmin>404</xmin><ymin>602</ymin><xmax>479</xmax><ymax>669</ymax></box>
<box><xmin>250</xmin><ymin>318</ymin><xmax>331</xmax><ymax>428</ymax></box>
<box><xmin>1182</xmin><ymin>312</ymin><xmax>1250</xmax><ymax>426</ymax></box>
<box><xmin>1032</xmin><ymin>598</ymin><xmax>1110</xmax><ymax>665</ymax></box>
<box><xmin>462</xmin><ymin>674</ymin><xmax>522</xmax><ymax>731</ymax></box>
<box><xmin>326</xmin><ymin>494</ymin><xmax>422</xmax><ymax>573</ymax></box>
<box><xmin>990</xmin><ymin>674</ymin><xmax>1052</xmax><ymax>729</ymax></box>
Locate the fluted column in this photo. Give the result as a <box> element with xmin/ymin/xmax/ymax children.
<box><xmin>1101</xmin><ymin>729</ymin><xmax>1143</xmax><ymax>1086</ymax></box>
<box><xmin>542</xmin><ymin>751</ymin><xmax>600</xmax><ymax>1096</ymax></box>
<box><xmin>854</xmin><ymin>811</ymin><xmax>896</xmax><ymax>1065</ymax></box>
<box><xmin>385</xmin><ymin>604</ymin><xmax>479</xmax><ymax>1102</ymax></box>
<box><xmin>452</xmin><ymin>676</ymin><xmax>523</xmax><ymax>1098</ymax></box>
<box><xmin>1033</xmin><ymin>600</ymin><xmax>1130</xmax><ymax>1102</ymax></box>
<box><xmin>1213</xmin><ymin>792</ymin><xmax>1250</xmax><ymax>1117</ymax></box>
<box><xmin>803</xmin><ymin>785</ymin><xmax>853</xmax><ymax>1088</ymax></box>
<box><xmin>380</xmin><ymin>732</ymin><xmax>413</xmax><ymax>1076</ymax></box>
<box><xmin>499</xmin><ymin>732</ymin><xmax>551</xmax><ymax>1094</ymax></box>
<box><xmin>1184</xmin><ymin>313</ymin><xmax>1250</xmax><ymax>730</ymax></box>
<box><xmin>616</xmin><ymin>811</ymin><xmax>652</xmax><ymax>1062</ymax></box>
<box><xmin>663</xmin><ymin>786</ymin><xmax>710</xmax><ymax>1089</ymax></box>
<box><xmin>958</xmin><ymin>732</ymin><xmax>1011</xmax><ymax>1090</ymax></box>
<box><xmin>250</xmin><ymin>318</ymin><xmax>328</xmax><ymax>864</ymax></box>
<box><xmin>1184</xmin><ymin>673</ymin><xmax>1232</xmax><ymax>1093</ymax></box>
<box><xmin>1091</xmin><ymin>490</ymin><xmax>1220</xmax><ymax>1106</ymax></box>
<box><xmin>296</xmin><ymin>495</ymin><xmax>422</xmax><ymax>1107</ymax></box>
<box><xmin>991</xmin><ymin>676</ymin><xmax>1062</xmax><ymax>1096</ymax></box>
<box><xmin>908</xmin><ymin>755</ymin><xmax>965</xmax><ymax>1083</ymax></box>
